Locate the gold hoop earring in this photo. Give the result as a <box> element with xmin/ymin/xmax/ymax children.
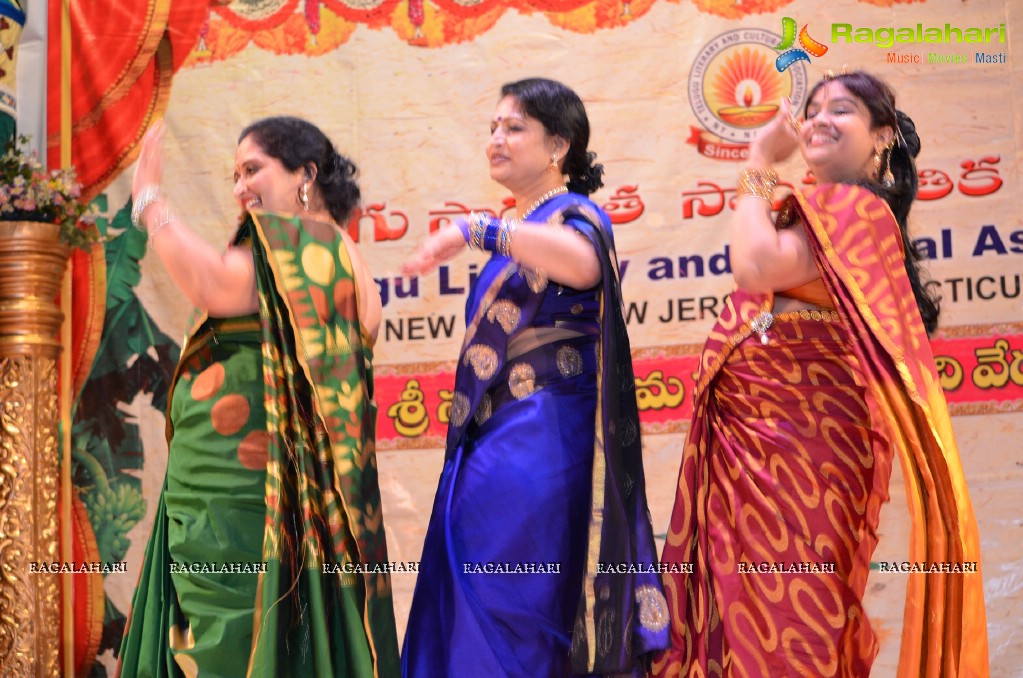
<box><xmin>300</xmin><ymin>182</ymin><xmax>310</xmax><ymax>211</ymax></box>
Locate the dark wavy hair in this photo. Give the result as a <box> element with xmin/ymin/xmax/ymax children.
<box><xmin>805</xmin><ymin>71</ymin><xmax>941</xmax><ymax>335</ymax></box>
<box><xmin>500</xmin><ymin>78</ymin><xmax>604</xmax><ymax>195</ymax></box>
<box><xmin>239</xmin><ymin>116</ymin><xmax>360</xmax><ymax>225</ymax></box>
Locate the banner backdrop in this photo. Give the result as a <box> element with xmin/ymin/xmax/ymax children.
<box><xmin>72</xmin><ymin>0</ymin><xmax>1020</xmax><ymax>673</ymax></box>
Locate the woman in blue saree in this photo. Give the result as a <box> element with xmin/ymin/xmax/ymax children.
<box><xmin>401</xmin><ymin>78</ymin><xmax>669</xmax><ymax>676</ymax></box>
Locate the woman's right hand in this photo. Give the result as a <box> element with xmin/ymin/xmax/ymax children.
<box><xmin>401</xmin><ymin>222</ymin><xmax>468</xmax><ymax>276</ymax></box>
<box><xmin>133</xmin><ymin>121</ymin><xmax>166</xmax><ymax>196</ymax></box>
<box><xmin>748</xmin><ymin>97</ymin><xmax>801</xmax><ymax>167</ymax></box>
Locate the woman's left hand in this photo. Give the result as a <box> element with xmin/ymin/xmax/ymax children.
<box><xmin>401</xmin><ymin>222</ymin><xmax>468</xmax><ymax>276</ymax></box>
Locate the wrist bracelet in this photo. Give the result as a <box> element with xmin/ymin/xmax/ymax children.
<box><xmin>497</xmin><ymin>219</ymin><xmax>517</xmax><ymax>258</ymax></box>
<box><xmin>482</xmin><ymin>219</ymin><xmax>501</xmax><ymax>252</ymax></box>
<box><xmin>467</xmin><ymin>213</ymin><xmax>519</xmax><ymax>258</ymax></box>
<box><xmin>737</xmin><ymin>167</ymin><xmax>779</xmax><ymax>202</ymax></box>
<box><xmin>468</xmin><ymin>212</ymin><xmax>482</xmax><ymax>250</ymax></box>
<box><xmin>148</xmin><ymin>209</ymin><xmax>173</xmax><ymax>247</ymax></box>
<box><xmin>467</xmin><ymin>212</ymin><xmax>489</xmax><ymax>250</ymax></box>
<box><xmin>132</xmin><ymin>185</ymin><xmax>161</xmax><ymax>228</ymax></box>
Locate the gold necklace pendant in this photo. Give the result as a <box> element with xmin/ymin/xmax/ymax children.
<box><xmin>519</xmin><ymin>185</ymin><xmax>568</xmax><ymax>221</ymax></box>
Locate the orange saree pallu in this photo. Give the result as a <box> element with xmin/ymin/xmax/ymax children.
<box><xmin>652</xmin><ymin>184</ymin><xmax>988</xmax><ymax>677</ymax></box>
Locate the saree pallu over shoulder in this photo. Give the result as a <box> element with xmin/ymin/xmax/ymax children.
<box><xmin>793</xmin><ymin>185</ymin><xmax>987</xmax><ymax>676</ymax></box>
<box><xmin>442</xmin><ymin>193</ymin><xmax>669</xmax><ymax>672</ymax></box>
<box><xmin>244</xmin><ymin>211</ymin><xmax>399</xmax><ymax>677</ymax></box>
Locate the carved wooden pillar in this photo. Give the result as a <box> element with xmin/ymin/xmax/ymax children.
<box><xmin>0</xmin><ymin>221</ymin><xmax>68</xmax><ymax>676</ymax></box>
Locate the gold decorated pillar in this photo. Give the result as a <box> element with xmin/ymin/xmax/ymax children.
<box><xmin>0</xmin><ymin>221</ymin><xmax>69</xmax><ymax>676</ymax></box>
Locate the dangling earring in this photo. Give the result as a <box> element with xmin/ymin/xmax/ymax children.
<box><xmin>881</xmin><ymin>140</ymin><xmax>895</xmax><ymax>187</ymax></box>
<box><xmin>300</xmin><ymin>181</ymin><xmax>310</xmax><ymax>211</ymax></box>
<box><xmin>548</xmin><ymin>152</ymin><xmax>560</xmax><ymax>173</ymax></box>
<box><xmin>872</xmin><ymin>148</ymin><xmax>882</xmax><ymax>180</ymax></box>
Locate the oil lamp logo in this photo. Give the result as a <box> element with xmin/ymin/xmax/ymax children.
<box><xmin>687</xmin><ymin>28</ymin><xmax>808</xmax><ymax>160</ymax></box>
<box><xmin>774</xmin><ymin>17</ymin><xmax>828</xmax><ymax>72</ymax></box>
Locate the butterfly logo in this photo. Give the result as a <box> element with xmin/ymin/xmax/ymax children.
<box><xmin>774</xmin><ymin>17</ymin><xmax>828</xmax><ymax>72</ymax></box>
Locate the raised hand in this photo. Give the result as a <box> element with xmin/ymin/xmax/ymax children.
<box><xmin>133</xmin><ymin>121</ymin><xmax>166</xmax><ymax>195</ymax></box>
<box><xmin>748</xmin><ymin>97</ymin><xmax>802</xmax><ymax>167</ymax></box>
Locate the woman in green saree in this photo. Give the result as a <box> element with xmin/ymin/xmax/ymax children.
<box><xmin>118</xmin><ymin>117</ymin><xmax>399</xmax><ymax>677</ymax></box>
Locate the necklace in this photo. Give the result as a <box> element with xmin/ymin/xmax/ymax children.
<box><xmin>519</xmin><ymin>185</ymin><xmax>568</xmax><ymax>221</ymax></box>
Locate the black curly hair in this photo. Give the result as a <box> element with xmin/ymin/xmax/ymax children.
<box><xmin>805</xmin><ymin>71</ymin><xmax>941</xmax><ymax>334</ymax></box>
<box><xmin>499</xmin><ymin>78</ymin><xmax>604</xmax><ymax>196</ymax></box>
<box><xmin>239</xmin><ymin>116</ymin><xmax>360</xmax><ymax>225</ymax></box>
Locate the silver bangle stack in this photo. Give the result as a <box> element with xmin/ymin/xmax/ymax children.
<box><xmin>131</xmin><ymin>185</ymin><xmax>161</xmax><ymax>229</ymax></box>
<box><xmin>148</xmin><ymin>209</ymin><xmax>173</xmax><ymax>245</ymax></box>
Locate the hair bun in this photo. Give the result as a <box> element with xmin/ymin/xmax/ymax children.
<box><xmin>320</xmin><ymin>149</ymin><xmax>337</xmax><ymax>176</ymax></box>
<box><xmin>895</xmin><ymin>110</ymin><xmax>921</xmax><ymax>159</ymax></box>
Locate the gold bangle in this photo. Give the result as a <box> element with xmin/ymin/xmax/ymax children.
<box><xmin>737</xmin><ymin>167</ymin><xmax>779</xmax><ymax>202</ymax></box>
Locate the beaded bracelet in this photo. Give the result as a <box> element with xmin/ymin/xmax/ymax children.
<box><xmin>737</xmin><ymin>167</ymin><xmax>779</xmax><ymax>202</ymax></box>
<box><xmin>131</xmin><ymin>185</ymin><xmax>161</xmax><ymax>228</ymax></box>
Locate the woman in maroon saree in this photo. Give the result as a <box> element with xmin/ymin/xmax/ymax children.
<box><xmin>652</xmin><ymin>72</ymin><xmax>987</xmax><ymax>677</ymax></box>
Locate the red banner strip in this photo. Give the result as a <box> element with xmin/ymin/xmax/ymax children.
<box><xmin>375</xmin><ymin>334</ymin><xmax>1023</xmax><ymax>449</ymax></box>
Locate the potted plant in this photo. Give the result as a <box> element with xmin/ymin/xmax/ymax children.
<box><xmin>0</xmin><ymin>132</ymin><xmax>105</xmax><ymax>358</ymax></box>
<box><xmin>0</xmin><ymin>135</ymin><xmax>100</xmax><ymax>249</ymax></box>
<box><xmin>0</xmin><ymin>133</ymin><xmax>101</xmax><ymax>343</ymax></box>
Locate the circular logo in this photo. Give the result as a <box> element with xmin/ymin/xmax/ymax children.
<box><xmin>689</xmin><ymin>28</ymin><xmax>808</xmax><ymax>144</ymax></box>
